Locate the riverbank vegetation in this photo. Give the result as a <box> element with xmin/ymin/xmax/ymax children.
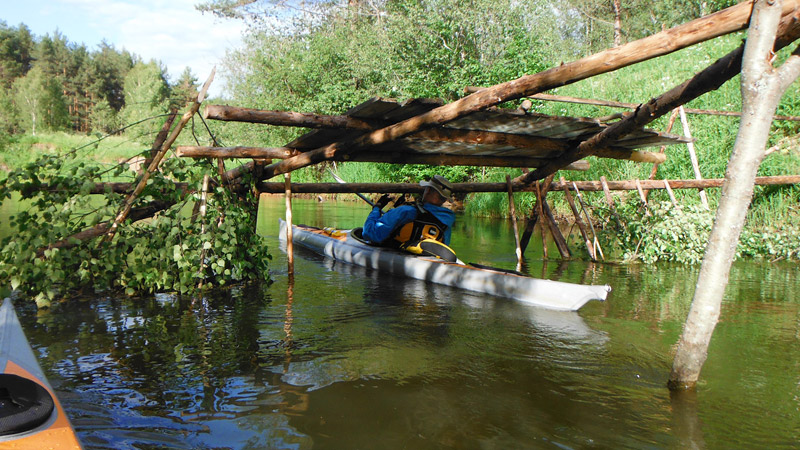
<box><xmin>1</xmin><ymin>0</ymin><xmax>799</xmax><ymax>303</ymax></box>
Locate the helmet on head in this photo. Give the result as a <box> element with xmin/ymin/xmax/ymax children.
<box><xmin>419</xmin><ymin>175</ymin><xmax>453</xmax><ymax>202</ymax></box>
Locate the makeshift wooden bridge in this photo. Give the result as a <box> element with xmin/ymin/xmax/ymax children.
<box><xmin>165</xmin><ymin>3</ymin><xmax>800</xmax><ymax>264</ymax></box>
<box><xmin>58</xmin><ymin>1</ymin><xmax>799</xmax><ymax>266</ymax></box>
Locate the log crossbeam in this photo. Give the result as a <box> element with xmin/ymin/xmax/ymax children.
<box><xmin>253</xmin><ymin>175</ymin><xmax>800</xmax><ymax>195</ymax></box>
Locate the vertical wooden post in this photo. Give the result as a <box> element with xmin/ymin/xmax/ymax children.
<box><xmin>561</xmin><ymin>176</ymin><xmax>596</xmax><ymax>260</ymax></box>
<box><xmin>533</xmin><ymin>181</ymin><xmax>548</xmax><ymax>259</ymax></box>
<box><xmin>196</xmin><ymin>174</ymin><xmax>211</xmax><ymax>289</ymax></box>
<box><xmin>284</xmin><ymin>172</ymin><xmax>294</xmax><ymax>275</ymax></box>
<box><xmin>520</xmin><ymin>174</ymin><xmax>555</xmax><ymax>255</ymax></box>
<box><xmin>679</xmin><ymin>106</ymin><xmax>709</xmax><ymax>209</ymax></box>
<box><xmin>572</xmin><ymin>182</ymin><xmax>605</xmax><ymax>260</ymax></box>
<box><xmin>506</xmin><ymin>176</ymin><xmax>523</xmax><ymax>271</ymax></box>
<box><xmin>600</xmin><ymin>175</ymin><xmax>614</xmax><ymax>209</ymax></box>
<box><xmin>664</xmin><ymin>179</ymin><xmax>678</xmax><ymax>206</ymax></box>
<box><xmin>635</xmin><ymin>179</ymin><xmax>651</xmax><ymax>216</ymax></box>
<box><xmin>645</xmin><ymin>108</ymin><xmax>680</xmax><ymax>200</ymax></box>
<box><xmin>542</xmin><ymin>198</ymin><xmax>572</xmax><ymax>260</ymax></box>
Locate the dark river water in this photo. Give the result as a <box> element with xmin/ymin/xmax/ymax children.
<box><xmin>7</xmin><ymin>196</ymin><xmax>800</xmax><ymax>449</ymax></box>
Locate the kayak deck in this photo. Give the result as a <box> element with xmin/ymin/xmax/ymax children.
<box><xmin>0</xmin><ymin>299</ymin><xmax>82</xmax><ymax>449</ymax></box>
<box><xmin>279</xmin><ymin>220</ymin><xmax>610</xmax><ymax>311</ymax></box>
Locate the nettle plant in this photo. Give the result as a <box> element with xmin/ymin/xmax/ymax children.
<box><xmin>0</xmin><ymin>153</ymin><xmax>271</xmax><ymax>307</ymax></box>
<box><xmin>595</xmin><ymin>199</ymin><xmax>800</xmax><ymax>264</ymax></box>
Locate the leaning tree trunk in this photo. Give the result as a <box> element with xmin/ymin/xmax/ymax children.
<box><xmin>668</xmin><ymin>0</ymin><xmax>800</xmax><ymax>390</ymax></box>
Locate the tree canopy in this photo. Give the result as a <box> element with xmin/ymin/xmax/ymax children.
<box><xmin>0</xmin><ymin>21</ymin><xmax>199</xmax><ymax>136</ymax></box>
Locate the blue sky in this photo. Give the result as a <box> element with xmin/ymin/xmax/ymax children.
<box><xmin>3</xmin><ymin>0</ymin><xmax>246</xmax><ymax>97</ymax></box>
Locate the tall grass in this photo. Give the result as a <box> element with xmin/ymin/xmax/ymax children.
<box><xmin>0</xmin><ymin>131</ymin><xmax>148</xmax><ymax>175</ymax></box>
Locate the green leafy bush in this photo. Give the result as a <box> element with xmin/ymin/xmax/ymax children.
<box><xmin>594</xmin><ymin>199</ymin><xmax>800</xmax><ymax>264</ymax></box>
<box><xmin>0</xmin><ymin>151</ymin><xmax>270</xmax><ymax>307</ymax></box>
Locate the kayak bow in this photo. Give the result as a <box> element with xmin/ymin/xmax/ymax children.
<box><xmin>0</xmin><ymin>298</ymin><xmax>82</xmax><ymax>449</ymax></box>
<box><xmin>279</xmin><ymin>220</ymin><xmax>610</xmax><ymax>311</ymax></box>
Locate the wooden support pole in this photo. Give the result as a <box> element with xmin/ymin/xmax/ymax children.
<box><xmin>679</xmin><ymin>106</ymin><xmax>710</xmax><ymax>209</ymax></box>
<box><xmin>645</xmin><ymin>108</ymin><xmax>680</xmax><ymax>200</ymax></box>
<box><xmin>519</xmin><ymin>174</ymin><xmax>555</xmax><ymax>255</ymax></box>
<box><xmin>197</xmin><ymin>174</ymin><xmax>211</xmax><ymax>289</ymax></box>
<box><xmin>104</xmin><ymin>68</ymin><xmax>215</xmax><ymax>242</ymax></box>
<box><xmin>635</xmin><ymin>179</ymin><xmax>651</xmax><ymax>216</ymax></box>
<box><xmin>572</xmin><ymin>182</ymin><xmax>605</xmax><ymax>261</ymax></box>
<box><xmin>600</xmin><ymin>176</ymin><xmax>614</xmax><ymax>208</ymax></box>
<box><xmin>285</xmin><ymin>173</ymin><xmax>294</xmax><ymax>275</ymax></box>
<box><xmin>204</xmin><ymin>104</ymin><xmax>380</xmax><ymax>129</ymax></box>
<box><xmin>506</xmin><ymin>175</ymin><xmax>523</xmax><ymax>270</ymax></box>
<box><xmin>561</xmin><ymin>176</ymin><xmax>596</xmax><ymax>261</ymax></box>
<box><xmin>145</xmin><ymin>111</ymin><xmax>178</xmax><ymax>168</ymax></box>
<box><xmin>519</xmin><ymin>208</ymin><xmax>539</xmax><ymax>256</ymax></box>
<box><xmin>664</xmin><ymin>179</ymin><xmax>678</xmax><ymax>206</ymax></box>
<box><xmin>533</xmin><ymin>182</ymin><xmax>548</xmax><ymax>259</ymax></box>
<box><xmin>262</xmin><ymin>1</ymin><xmax>778</xmax><ymax>180</ymax></box>
<box><xmin>542</xmin><ymin>197</ymin><xmax>572</xmax><ymax>260</ymax></box>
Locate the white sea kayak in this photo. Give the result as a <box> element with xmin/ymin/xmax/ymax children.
<box><xmin>279</xmin><ymin>220</ymin><xmax>610</xmax><ymax>311</ymax></box>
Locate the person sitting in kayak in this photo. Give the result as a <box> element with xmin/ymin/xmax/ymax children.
<box><xmin>362</xmin><ymin>175</ymin><xmax>456</xmax><ymax>248</ymax></box>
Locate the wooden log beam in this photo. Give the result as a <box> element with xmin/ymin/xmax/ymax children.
<box><xmin>177</xmin><ymin>146</ymin><xmax>296</xmax><ymax>159</ymax></box>
<box><xmin>204</xmin><ymin>104</ymin><xmax>381</xmax><ymax>129</ymax></box>
<box><xmin>262</xmin><ymin>1</ymin><xmax>777</xmax><ymax>180</ymax></box>
<box><xmin>254</xmin><ymin>175</ymin><xmax>800</xmax><ymax>194</ymax></box>
<box><xmin>518</xmin><ymin>6</ymin><xmax>800</xmax><ymax>184</ymax></box>
<box><xmin>176</xmin><ymin>144</ymin><xmax>661</xmax><ymax>167</ymax></box>
<box><xmin>509</xmin><ymin>92</ymin><xmax>800</xmax><ymax>122</ymax></box>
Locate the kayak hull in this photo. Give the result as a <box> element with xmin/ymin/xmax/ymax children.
<box><xmin>280</xmin><ymin>220</ymin><xmax>610</xmax><ymax>311</ymax></box>
<box><xmin>0</xmin><ymin>299</ymin><xmax>82</xmax><ymax>449</ymax></box>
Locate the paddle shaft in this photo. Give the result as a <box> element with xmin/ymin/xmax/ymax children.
<box><xmin>328</xmin><ymin>169</ymin><xmax>376</xmax><ymax>208</ymax></box>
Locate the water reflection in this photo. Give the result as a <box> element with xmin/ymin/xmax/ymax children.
<box><xmin>7</xmin><ymin>198</ymin><xmax>799</xmax><ymax>449</ymax></box>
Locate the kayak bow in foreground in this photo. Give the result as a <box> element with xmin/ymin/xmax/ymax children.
<box><xmin>279</xmin><ymin>220</ymin><xmax>610</xmax><ymax>311</ymax></box>
<box><xmin>0</xmin><ymin>298</ymin><xmax>82</xmax><ymax>449</ymax></box>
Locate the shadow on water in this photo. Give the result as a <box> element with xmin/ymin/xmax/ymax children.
<box><xmin>6</xmin><ymin>197</ymin><xmax>799</xmax><ymax>449</ymax></box>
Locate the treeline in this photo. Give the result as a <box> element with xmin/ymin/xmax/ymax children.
<box><xmin>0</xmin><ymin>22</ymin><xmax>199</xmax><ymax>140</ymax></box>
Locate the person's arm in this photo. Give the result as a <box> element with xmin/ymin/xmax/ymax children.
<box><xmin>362</xmin><ymin>206</ymin><xmax>415</xmax><ymax>244</ymax></box>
